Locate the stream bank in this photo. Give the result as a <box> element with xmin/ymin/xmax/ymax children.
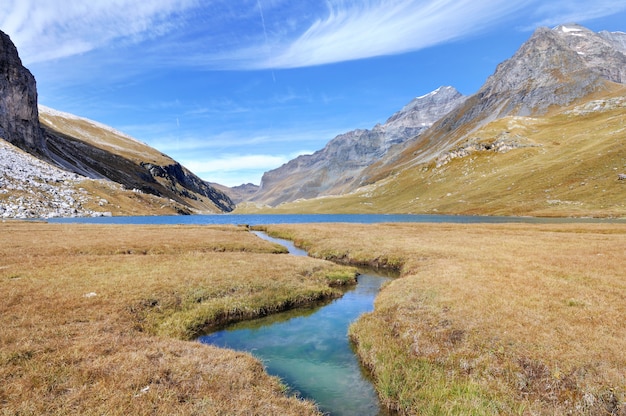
<box><xmin>199</xmin><ymin>231</ymin><xmax>394</xmax><ymax>416</ymax></box>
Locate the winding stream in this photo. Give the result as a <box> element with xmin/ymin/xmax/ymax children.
<box><xmin>198</xmin><ymin>232</ymin><xmax>392</xmax><ymax>416</ymax></box>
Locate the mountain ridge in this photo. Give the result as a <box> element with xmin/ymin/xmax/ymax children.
<box><xmin>357</xmin><ymin>24</ymin><xmax>626</xmax><ymax>185</ymax></box>
<box><xmin>238</xmin><ymin>23</ymin><xmax>626</xmax><ymax>217</ymax></box>
<box><xmin>0</xmin><ymin>29</ymin><xmax>235</xmax><ymax>217</ymax></box>
<box><xmin>248</xmin><ymin>85</ymin><xmax>466</xmax><ymax>206</ymax></box>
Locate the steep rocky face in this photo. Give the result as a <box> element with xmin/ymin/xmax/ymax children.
<box><xmin>559</xmin><ymin>25</ymin><xmax>626</xmax><ymax>83</ymax></box>
<box><xmin>384</xmin><ymin>86</ymin><xmax>467</xmax><ymax>132</ymax></box>
<box><xmin>599</xmin><ymin>30</ymin><xmax>626</xmax><ymax>53</ymax></box>
<box><xmin>362</xmin><ymin>24</ymin><xmax>626</xmax><ymax>183</ymax></box>
<box><xmin>250</xmin><ymin>86</ymin><xmax>466</xmax><ymax>206</ymax></box>
<box><xmin>0</xmin><ymin>31</ymin><xmax>44</xmax><ymax>153</ymax></box>
<box><xmin>478</xmin><ymin>26</ymin><xmax>607</xmax><ymax>117</ymax></box>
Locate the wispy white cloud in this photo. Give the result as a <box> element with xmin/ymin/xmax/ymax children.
<box><xmin>181</xmin><ymin>151</ymin><xmax>310</xmax><ymax>186</ymax></box>
<box><xmin>4</xmin><ymin>0</ymin><xmax>626</xmax><ymax>71</ymax></box>
<box><xmin>184</xmin><ymin>0</ymin><xmax>626</xmax><ymax>70</ymax></box>
<box><xmin>525</xmin><ymin>0</ymin><xmax>626</xmax><ymax>29</ymax></box>
<box><xmin>0</xmin><ymin>0</ymin><xmax>198</xmax><ymax>64</ymax></box>
<box><xmin>259</xmin><ymin>0</ymin><xmax>528</xmax><ymax>69</ymax></box>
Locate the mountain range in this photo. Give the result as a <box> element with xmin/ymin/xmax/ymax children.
<box><xmin>239</xmin><ymin>24</ymin><xmax>626</xmax><ymax>216</ymax></box>
<box><xmin>1</xmin><ymin>24</ymin><xmax>625</xmax><ymax>218</ymax></box>
<box><xmin>248</xmin><ymin>86</ymin><xmax>466</xmax><ymax>206</ymax></box>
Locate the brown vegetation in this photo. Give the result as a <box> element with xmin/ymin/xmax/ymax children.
<box><xmin>0</xmin><ymin>222</ymin><xmax>355</xmax><ymax>415</ymax></box>
<box><xmin>262</xmin><ymin>222</ymin><xmax>626</xmax><ymax>415</ymax></box>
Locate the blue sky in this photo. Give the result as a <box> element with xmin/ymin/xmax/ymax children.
<box><xmin>2</xmin><ymin>1</ymin><xmax>626</xmax><ymax>186</ymax></box>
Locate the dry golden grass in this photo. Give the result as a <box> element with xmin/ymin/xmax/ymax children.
<box><xmin>77</xmin><ymin>180</ymin><xmax>194</xmax><ymax>216</ymax></box>
<box><xmin>0</xmin><ymin>222</ymin><xmax>356</xmax><ymax>415</ymax></box>
<box><xmin>39</xmin><ymin>112</ymin><xmax>172</xmax><ymax>166</ymax></box>
<box><xmin>263</xmin><ymin>222</ymin><xmax>626</xmax><ymax>415</ymax></box>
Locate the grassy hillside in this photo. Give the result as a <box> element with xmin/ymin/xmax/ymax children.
<box><xmin>241</xmin><ymin>90</ymin><xmax>626</xmax><ymax>217</ymax></box>
<box><xmin>39</xmin><ymin>106</ymin><xmax>172</xmax><ymax>166</ymax></box>
<box><xmin>39</xmin><ymin>106</ymin><xmax>234</xmax><ymax>214</ymax></box>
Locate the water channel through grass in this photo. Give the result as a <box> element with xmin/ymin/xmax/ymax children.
<box><xmin>198</xmin><ymin>232</ymin><xmax>392</xmax><ymax>415</ymax></box>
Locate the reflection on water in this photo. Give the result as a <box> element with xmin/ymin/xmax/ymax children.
<box><xmin>199</xmin><ymin>273</ymin><xmax>390</xmax><ymax>416</ymax></box>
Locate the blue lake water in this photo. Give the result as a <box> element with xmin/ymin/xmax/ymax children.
<box><xmin>46</xmin><ymin>212</ymin><xmax>626</xmax><ymax>225</ymax></box>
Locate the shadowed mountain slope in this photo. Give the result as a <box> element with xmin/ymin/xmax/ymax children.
<box><xmin>39</xmin><ymin>107</ymin><xmax>234</xmax><ymax>213</ymax></box>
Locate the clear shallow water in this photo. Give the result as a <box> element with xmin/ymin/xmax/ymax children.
<box><xmin>198</xmin><ymin>232</ymin><xmax>393</xmax><ymax>416</ymax></box>
<box><xmin>198</xmin><ymin>273</ymin><xmax>390</xmax><ymax>416</ymax></box>
<box><xmin>47</xmin><ymin>212</ymin><xmax>626</xmax><ymax>225</ymax></box>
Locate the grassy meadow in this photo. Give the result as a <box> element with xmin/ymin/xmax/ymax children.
<box><xmin>260</xmin><ymin>222</ymin><xmax>626</xmax><ymax>415</ymax></box>
<box><xmin>2</xmin><ymin>220</ymin><xmax>624</xmax><ymax>415</ymax></box>
<box><xmin>0</xmin><ymin>222</ymin><xmax>355</xmax><ymax>415</ymax></box>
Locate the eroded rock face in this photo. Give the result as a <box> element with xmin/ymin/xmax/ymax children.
<box><xmin>0</xmin><ymin>31</ymin><xmax>44</xmax><ymax>153</ymax></box>
<box><xmin>250</xmin><ymin>86</ymin><xmax>466</xmax><ymax>206</ymax></box>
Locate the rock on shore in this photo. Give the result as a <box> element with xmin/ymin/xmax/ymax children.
<box><xmin>0</xmin><ymin>140</ymin><xmax>111</xmax><ymax>219</ymax></box>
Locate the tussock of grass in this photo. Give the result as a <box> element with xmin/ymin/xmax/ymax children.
<box><xmin>264</xmin><ymin>222</ymin><xmax>626</xmax><ymax>415</ymax></box>
<box><xmin>0</xmin><ymin>223</ymin><xmax>356</xmax><ymax>415</ymax></box>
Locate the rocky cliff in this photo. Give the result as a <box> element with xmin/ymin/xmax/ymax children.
<box><xmin>0</xmin><ymin>31</ymin><xmax>44</xmax><ymax>153</ymax></box>
<box><xmin>0</xmin><ymin>30</ymin><xmax>234</xmax><ymax>216</ymax></box>
<box><xmin>250</xmin><ymin>86</ymin><xmax>466</xmax><ymax>206</ymax></box>
<box><xmin>361</xmin><ymin>24</ymin><xmax>626</xmax><ymax>183</ymax></box>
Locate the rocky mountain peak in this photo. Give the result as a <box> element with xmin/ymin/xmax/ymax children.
<box><xmin>249</xmin><ymin>86</ymin><xmax>466</xmax><ymax>205</ymax></box>
<box><xmin>474</xmin><ymin>24</ymin><xmax>624</xmax><ymax>117</ymax></box>
<box><xmin>552</xmin><ymin>24</ymin><xmax>626</xmax><ymax>84</ymax></box>
<box><xmin>384</xmin><ymin>86</ymin><xmax>464</xmax><ymax>127</ymax></box>
<box><xmin>0</xmin><ymin>30</ymin><xmax>44</xmax><ymax>153</ymax></box>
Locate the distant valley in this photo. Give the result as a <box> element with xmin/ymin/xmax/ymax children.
<box><xmin>1</xmin><ymin>24</ymin><xmax>625</xmax><ymax>218</ymax></box>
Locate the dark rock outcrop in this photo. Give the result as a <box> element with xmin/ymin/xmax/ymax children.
<box><xmin>0</xmin><ymin>31</ymin><xmax>44</xmax><ymax>153</ymax></box>
<box><xmin>141</xmin><ymin>162</ymin><xmax>234</xmax><ymax>212</ymax></box>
